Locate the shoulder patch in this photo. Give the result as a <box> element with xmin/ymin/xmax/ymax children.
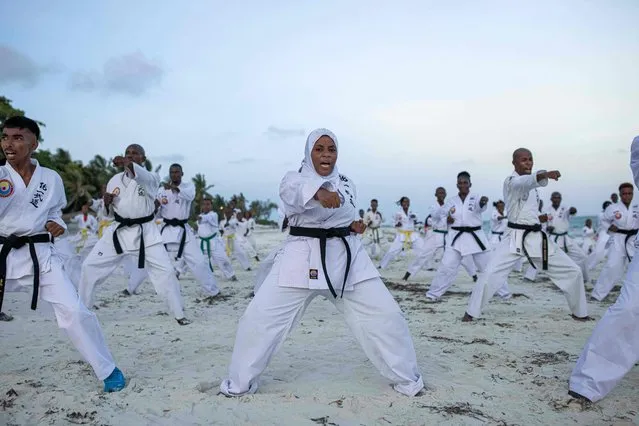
<box><xmin>0</xmin><ymin>179</ymin><xmax>14</xmax><ymax>198</ymax></box>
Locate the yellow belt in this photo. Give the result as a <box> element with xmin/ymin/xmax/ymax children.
<box><xmin>398</xmin><ymin>230</ymin><xmax>414</xmax><ymax>250</ymax></box>
<box><xmin>98</xmin><ymin>220</ymin><xmax>112</xmax><ymax>238</ymax></box>
<box><xmin>76</xmin><ymin>228</ymin><xmax>89</xmax><ymax>253</ymax></box>
<box><xmin>225</xmin><ymin>234</ymin><xmax>235</xmax><ymax>257</ymax></box>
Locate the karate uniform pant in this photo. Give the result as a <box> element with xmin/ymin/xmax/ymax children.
<box><xmin>569</xmin><ymin>254</ymin><xmax>639</xmax><ymax>402</ymax></box>
<box><xmin>379</xmin><ymin>235</ymin><xmax>423</xmax><ymax>269</ymax></box>
<box><xmin>362</xmin><ymin>229</ymin><xmax>382</xmax><ymax>259</ymax></box>
<box><xmin>200</xmin><ymin>237</ymin><xmax>236</xmax><ymax>280</ymax></box>
<box><xmin>407</xmin><ymin>233</ymin><xmax>445</xmax><ymax>275</ymax></box>
<box><xmin>79</xmin><ymin>239</ymin><xmax>185</xmax><ymax>319</ymax></box>
<box><xmin>591</xmin><ymin>244</ymin><xmax>630</xmax><ymax>301</ymax></box>
<box><xmin>466</xmin><ymin>239</ymin><xmax>588</xmax><ymax>318</ymax></box>
<box><xmin>237</xmin><ymin>235</ymin><xmax>257</xmax><ymax>258</ymax></box>
<box><xmin>167</xmin><ymin>240</ymin><xmax>219</xmax><ymax>296</ymax></box>
<box><xmin>225</xmin><ymin>237</ymin><xmax>251</xmax><ymax>270</ymax></box>
<box><xmin>587</xmin><ymin>233</ymin><xmax>611</xmax><ymax>271</ymax></box>
<box><xmin>220</xmin><ymin>277</ymin><xmax>424</xmax><ymax>397</ymax></box>
<box><xmin>127</xmin><ymin>240</ymin><xmax>220</xmax><ymax>297</ymax></box>
<box><xmin>523</xmin><ymin>237</ymin><xmax>590</xmax><ymax>283</ymax></box>
<box><xmin>6</xmin><ymin>257</ymin><xmax>116</xmax><ymax>380</ymax></box>
<box><xmin>427</xmin><ymin>249</ymin><xmax>510</xmax><ymax>300</ymax></box>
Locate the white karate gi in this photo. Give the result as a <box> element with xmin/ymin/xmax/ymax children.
<box><xmin>427</xmin><ymin>193</ymin><xmax>510</xmax><ymax>301</ymax></box>
<box><xmin>0</xmin><ymin>160</ymin><xmax>116</xmax><ymax>380</ymax></box>
<box><xmin>70</xmin><ymin>213</ymin><xmax>98</xmax><ymax>252</ymax></box>
<box><xmin>79</xmin><ymin>163</ymin><xmax>185</xmax><ymax>319</ymax></box>
<box><xmin>236</xmin><ymin>218</ymin><xmax>258</xmax><ymax>258</ymax></box>
<box><xmin>197</xmin><ymin>211</ymin><xmax>235</xmax><ymax>279</ymax></box>
<box><xmin>379</xmin><ymin>209</ymin><xmax>423</xmax><ymax>268</ymax></box>
<box><xmin>581</xmin><ymin>226</ymin><xmax>596</xmax><ymax>254</ymax></box>
<box><xmin>489</xmin><ymin>209</ymin><xmax>507</xmax><ymax>247</ymax></box>
<box><xmin>220</xmin><ymin>129</ymin><xmax>424</xmax><ymax>397</ymax></box>
<box><xmin>587</xmin><ymin>211</ymin><xmax>612</xmax><ymax>271</ymax></box>
<box><xmin>591</xmin><ymin>201</ymin><xmax>639</xmax><ymax>301</ymax></box>
<box><xmin>524</xmin><ymin>204</ymin><xmax>590</xmax><ymax>283</ymax></box>
<box><xmin>219</xmin><ymin>216</ymin><xmax>251</xmax><ymax>270</ymax></box>
<box><xmin>466</xmin><ymin>171</ymin><xmax>588</xmax><ymax>319</ymax></box>
<box><xmin>407</xmin><ymin>203</ymin><xmax>449</xmax><ymax>276</ymax></box>
<box><xmin>155</xmin><ymin>183</ymin><xmax>219</xmax><ymax>297</ymax></box>
<box><xmin>362</xmin><ymin>209</ymin><xmax>383</xmax><ymax>258</ymax></box>
<box><xmin>246</xmin><ymin>217</ymin><xmax>257</xmax><ymax>251</ymax></box>
<box><xmin>569</xmin><ymin>136</ymin><xmax>639</xmax><ymax>402</ymax></box>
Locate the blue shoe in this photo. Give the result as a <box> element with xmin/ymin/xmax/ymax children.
<box><xmin>103</xmin><ymin>367</ymin><xmax>126</xmax><ymax>392</ymax></box>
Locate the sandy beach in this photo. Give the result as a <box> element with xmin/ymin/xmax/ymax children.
<box><xmin>1</xmin><ymin>227</ymin><xmax>636</xmax><ymax>426</ymax></box>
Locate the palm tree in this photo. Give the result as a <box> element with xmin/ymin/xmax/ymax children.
<box><xmin>61</xmin><ymin>162</ymin><xmax>96</xmax><ymax>212</ymax></box>
<box><xmin>191</xmin><ymin>173</ymin><xmax>215</xmax><ymax>216</ymax></box>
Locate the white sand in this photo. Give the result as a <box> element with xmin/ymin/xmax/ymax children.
<box><xmin>1</xmin><ymin>228</ymin><xmax>637</xmax><ymax>425</ymax></box>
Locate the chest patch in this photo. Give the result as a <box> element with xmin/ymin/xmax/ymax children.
<box><xmin>0</xmin><ymin>179</ymin><xmax>14</xmax><ymax>198</ymax></box>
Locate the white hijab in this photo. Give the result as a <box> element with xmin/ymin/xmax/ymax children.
<box><xmin>300</xmin><ymin>128</ymin><xmax>341</xmax><ymax>190</ymax></box>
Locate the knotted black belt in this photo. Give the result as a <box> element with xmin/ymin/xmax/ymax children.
<box><xmin>550</xmin><ymin>231</ymin><xmax>568</xmax><ymax>253</ymax></box>
<box><xmin>113</xmin><ymin>212</ymin><xmax>155</xmax><ymax>269</ymax></box>
<box><xmin>0</xmin><ymin>233</ymin><xmax>52</xmax><ymax>312</ymax></box>
<box><xmin>614</xmin><ymin>228</ymin><xmax>638</xmax><ymax>262</ymax></box>
<box><xmin>492</xmin><ymin>231</ymin><xmax>504</xmax><ymax>242</ymax></box>
<box><xmin>450</xmin><ymin>226</ymin><xmax>486</xmax><ymax>251</ymax></box>
<box><xmin>161</xmin><ymin>218</ymin><xmax>188</xmax><ymax>260</ymax></box>
<box><xmin>289</xmin><ymin>226</ymin><xmax>352</xmax><ymax>298</ymax></box>
<box><xmin>508</xmin><ymin>222</ymin><xmax>548</xmax><ymax>270</ymax></box>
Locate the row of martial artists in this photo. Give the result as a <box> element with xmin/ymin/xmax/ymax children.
<box><xmin>363</xmin><ymin>176</ymin><xmax>633</xmax><ymax>306</ymax></box>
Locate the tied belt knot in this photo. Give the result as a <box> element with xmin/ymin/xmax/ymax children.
<box><xmin>161</xmin><ymin>218</ymin><xmax>189</xmax><ymax>260</ymax></box>
<box><xmin>550</xmin><ymin>231</ymin><xmax>569</xmax><ymax>253</ymax></box>
<box><xmin>450</xmin><ymin>226</ymin><xmax>486</xmax><ymax>251</ymax></box>
<box><xmin>508</xmin><ymin>222</ymin><xmax>548</xmax><ymax>270</ymax></box>
<box><xmin>113</xmin><ymin>212</ymin><xmax>155</xmax><ymax>269</ymax></box>
<box><xmin>0</xmin><ymin>233</ymin><xmax>52</xmax><ymax>312</ymax></box>
<box><xmin>614</xmin><ymin>228</ymin><xmax>638</xmax><ymax>261</ymax></box>
<box><xmin>491</xmin><ymin>230</ymin><xmax>504</xmax><ymax>242</ymax></box>
<box><xmin>289</xmin><ymin>226</ymin><xmax>352</xmax><ymax>299</ymax></box>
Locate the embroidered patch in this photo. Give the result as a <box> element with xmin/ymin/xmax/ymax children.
<box><xmin>0</xmin><ymin>179</ymin><xmax>14</xmax><ymax>198</ymax></box>
<box><xmin>615</xmin><ymin>212</ymin><xmax>622</xmax><ymax>220</ymax></box>
<box><xmin>112</xmin><ymin>187</ymin><xmax>121</xmax><ymax>196</ymax></box>
<box><xmin>309</xmin><ymin>269</ymin><xmax>318</xmax><ymax>280</ymax></box>
<box><xmin>449</xmin><ymin>207</ymin><xmax>456</xmax><ymax>214</ymax></box>
<box><xmin>161</xmin><ymin>196</ymin><xmax>168</xmax><ymax>205</ymax></box>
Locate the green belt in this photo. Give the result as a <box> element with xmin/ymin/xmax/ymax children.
<box><xmin>200</xmin><ymin>233</ymin><xmax>217</xmax><ymax>272</ymax></box>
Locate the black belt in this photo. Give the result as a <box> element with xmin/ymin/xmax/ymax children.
<box><xmin>450</xmin><ymin>226</ymin><xmax>486</xmax><ymax>251</ymax></box>
<box><xmin>508</xmin><ymin>222</ymin><xmax>548</xmax><ymax>270</ymax></box>
<box><xmin>492</xmin><ymin>231</ymin><xmax>504</xmax><ymax>242</ymax></box>
<box><xmin>369</xmin><ymin>227</ymin><xmax>380</xmax><ymax>244</ymax></box>
<box><xmin>113</xmin><ymin>212</ymin><xmax>155</xmax><ymax>269</ymax></box>
<box><xmin>0</xmin><ymin>233</ymin><xmax>52</xmax><ymax>312</ymax></box>
<box><xmin>161</xmin><ymin>218</ymin><xmax>189</xmax><ymax>260</ymax></box>
<box><xmin>550</xmin><ymin>231</ymin><xmax>568</xmax><ymax>253</ymax></box>
<box><xmin>614</xmin><ymin>228</ymin><xmax>638</xmax><ymax>262</ymax></box>
<box><xmin>289</xmin><ymin>226</ymin><xmax>352</xmax><ymax>298</ymax></box>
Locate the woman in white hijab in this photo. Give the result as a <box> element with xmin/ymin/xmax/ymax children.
<box><xmin>220</xmin><ymin>129</ymin><xmax>425</xmax><ymax>397</ymax></box>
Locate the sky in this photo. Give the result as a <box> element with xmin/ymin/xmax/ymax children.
<box><xmin>2</xmin><ymin>0</ymin><xmax>638</xmax><ymax>218</ymax></box>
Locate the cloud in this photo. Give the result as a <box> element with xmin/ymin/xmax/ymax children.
<box><xmin>264</xmin><ymin>126</ymin><xmax>305</xmax><ymax>140</ymax></box>
<box><xmin>228</xmin><ymin>158</ymin><xmax>256</xmax><ymax>165</ymax></box>
<box><xmin>0</xmin><ymin>45</ymin><xmax>55</xmax><ymax>87</ymax></box>
<box><xmin>70</xmin><ymin>51</ymin><xmax>164</xmax><ymax>96</ymax></box>
<box><xmin>150</xmin><ymin>153</ymin><xmax>186</xmax><ymax>162</ymax></box>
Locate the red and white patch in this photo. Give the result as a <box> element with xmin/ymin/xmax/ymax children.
<box><xmin>615</xmin><ymin>211</ymin><xmax>622</xmax><ymax>220</ymax></box>
<box><xmin>161</xmin><ymin>197</ymin><xmax>168</xmax><ymax>205</ymax></box>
